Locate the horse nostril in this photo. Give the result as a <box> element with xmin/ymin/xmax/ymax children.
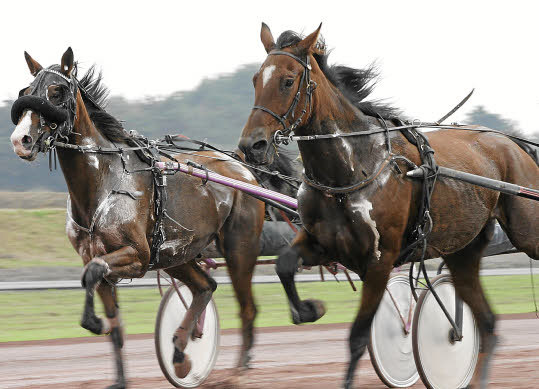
<box><xmin>252</xmin><ymin>140</ymin><xmax>268</xmax><ymax>151</ymax></box>
<box><xmin>22</xmin><ymin>135</ymin><xmax>33</xmax><ymax>146</ymax></box>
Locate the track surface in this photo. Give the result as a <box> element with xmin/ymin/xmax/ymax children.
<box><xmin>1</xmin><ymin>316</ymin><xmax>538</xmax><ymax>388</ymax></box>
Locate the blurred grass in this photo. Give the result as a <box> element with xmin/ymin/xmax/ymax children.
<box><xmin>0</xmin><ymin>274</ymin><xmax>537</xmax><ymax>342</ymax></box>
<box><xmin>0</xmin><ymin>209</ymin><xmax>80</xmax><ymax>268</ymax></box>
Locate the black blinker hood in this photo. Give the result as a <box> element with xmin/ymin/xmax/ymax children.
<box><xmin>11</xmin><ymin>95</ymin><xmax>68</xmax><ymax>125</ymax></box>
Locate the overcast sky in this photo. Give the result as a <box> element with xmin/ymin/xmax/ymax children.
<box><xmin>2</xmin><ymin>0</ymin><xmax>538</xmax><ymax>135</ymax></box>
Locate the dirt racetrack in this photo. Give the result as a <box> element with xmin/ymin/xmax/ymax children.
<box><xmin>1</xmin><ymin>314</ymin><xmax>538</xmax><ymax>388</ymax></box>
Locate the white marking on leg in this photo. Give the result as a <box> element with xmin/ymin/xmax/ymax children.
<box><xmin>352</xmin><ymin>199</ymin><xmax>381</xmax><ymax>260</ymax></box>
<box><xmin>262</xmin><ymin>65</ymin><xmax>276</xmax><ymax>88</ymax></box>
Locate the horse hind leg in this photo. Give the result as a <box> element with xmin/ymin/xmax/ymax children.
<box><xmin>443</xmin><ymin>220</ymin><xmax>498</xmax><ymax>389</ymax></box>
<box><xmin>165</xmin><ymin>261</ymin><xmax>217</xmax><ymax>378</ymax></box>
<box><xmin>497</xmin><ymin>179</ymin><xmax>538</xmax><ymax>260</ymax></box>
<box><xmin>219</xmin><ymin>236</ymin><xmax>258</xmax><ymax>369</ymax></box>
<box><xmin>343</xmin><ymin>252</ymin><xmax>393</xmax><ymax>389</ymax></box>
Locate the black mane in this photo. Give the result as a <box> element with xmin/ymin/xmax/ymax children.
<box><xmin>77</xmin><ymin>65</ymin><xmax>131</xmax><ymax>143</ymax></box>
<box><xmin>276</xmin><ymin>30</ymin><xmax>400</xmax><ymax>119</ymax></box>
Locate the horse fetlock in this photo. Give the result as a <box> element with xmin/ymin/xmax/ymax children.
<box><xmin>172</xmin><ymin>332</ymin><xmax>188</xmax><ymax>351</ymax></box>
<box><xmin>291</xmin><ymin>298</ymin><xmax>326</xmax><ymax>324</ymax></box>
<box><xmin>80</xmin><ymin>312</ymin><xmax>104</xmax><ymax>335</ymax></box>
<box><xmin>81</xmin><ymin>258</ymin><xmax>111</xmax><ymax>288</ymax></box>
<box><xmin>173</xmin><ymin>347</ymin><xmax>192</xmax><ymax>378</ymax></box>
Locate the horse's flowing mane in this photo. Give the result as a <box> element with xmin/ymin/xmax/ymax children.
<box><xmin>76</xmin><ymin>65</ymin><xmax>132</xmax><ymax>143</ymax></box>
<box><xmin>275</xmin><ymin>31</ymin><xmax>400</xmax><ymax>120</ymax></box>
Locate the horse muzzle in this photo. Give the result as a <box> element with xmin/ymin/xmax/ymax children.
<box><xmin>238</xmin><ymin>128</ymin><xmax>274</xmax><ymax>165</ymax></box>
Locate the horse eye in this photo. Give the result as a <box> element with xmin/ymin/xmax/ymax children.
<box><xmin>284</xmin><ymin>78</ymin><xmax>295</xmax><ymax>88</ymax></box>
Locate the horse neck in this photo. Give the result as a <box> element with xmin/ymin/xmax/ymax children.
<box><xmin>296</xmin><ymin>81</ymin><xmax>388</xmax><ymax>186</ymax></box>
<box><xmin>56</xmin><ymin>94</ymin><xmax>123</xmax><ymax>227</ymax></box>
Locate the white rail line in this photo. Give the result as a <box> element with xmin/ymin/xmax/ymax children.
<box><xmin>0</xmin><ymin>268</ymin><xmax>532</xmax><ymax>291</ymax></box>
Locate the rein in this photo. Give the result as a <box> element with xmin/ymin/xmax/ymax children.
<box><xmin>275</xmin><ymin>122</ymin><xmax>539</xmax><ymax>148</ymax></box>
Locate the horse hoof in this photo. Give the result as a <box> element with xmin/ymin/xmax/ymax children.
<box><xmin>106</xmin><ymin>382</ymin><xmax>126</xmax><ymax>389</ymax></box>
<box><xmin>173</xmin><ymin>348</ymin><xmax>192</xmax><ymax>378</ymax></box>
<box><xmin>238</xmin><ymin>353</ymin><xmax>252</xmax><ymax>371</ymax></box>
<box><xmin>292</xmin><ymin>299</ymin><xmax>326</xmax><ymax>324</ymax></box>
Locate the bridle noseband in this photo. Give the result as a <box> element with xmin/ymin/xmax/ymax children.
<box><xmin>252</xmin><ymin>50</ymin><xmax>317</xmax><ymax>145</ymax></box>
<box><xmin>11</xmin><ymin>67</ymin><xmax>79</xmax><ymax>154</ymax></box>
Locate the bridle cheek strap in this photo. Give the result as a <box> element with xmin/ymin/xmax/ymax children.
<box><xmin>251</xmin><ymin>51</ymin><xmax>315</xmax><ymax>141</ymax></box>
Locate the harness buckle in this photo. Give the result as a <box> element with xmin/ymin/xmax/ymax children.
<box><xmin>274</xmin><ymin>130</ymin><xmax>292</xmax><ymax>146</ymax></box>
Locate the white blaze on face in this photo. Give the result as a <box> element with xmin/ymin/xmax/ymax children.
<box><xmin>262</xmin><ymin>65</ymin><xmax>276</xmax><ymax>88</ymax></box>
<box><xmin>11</xmin><ymin>110</ymin><xmax>34</xmax><ymax>148</ymax></box>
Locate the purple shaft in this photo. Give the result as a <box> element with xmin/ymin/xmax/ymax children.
<box><xmin>155</xmin><ymin>161</ymin><xmax>298</xmax><ymax>209</ymax></box>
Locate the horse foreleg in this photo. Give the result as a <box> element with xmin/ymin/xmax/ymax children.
<box><xmin>96</xmin><ymin>283</ymin><xmax>126</xmax><ymax>389</ymax></box>
<box><xmin>80</xmin><ymin>246</ymin><xmax>146</xmax><ymax>334</ymax></box>
<box><xmin>276</xmin><ymin>228</ymin><xmax>327</xmax><ymax>324</ymax></box>
<box><xmin>343</xmin><ymin>254</ymin><xmax>393</xmax><ymax>389</ymax></box>
<box><xmin>165</xmin><ymin>261</ymin><xmax>217</xmax><ymax>378</ymax></box>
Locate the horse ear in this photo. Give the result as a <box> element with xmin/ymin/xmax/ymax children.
<box><xmin>297</xmin><ymin>23</ymin><xmax>322</xmax><ymax>54</ymax></box>
<box><xmin>260</xmin><ymin>22</ymin><xmax>275</xmax><ymax>53</ymax></box>
<box><xmin>60</xmin><ymin>47</ymin><xmax>74</xmax><ymax>77</ymax></box>
<box><xmin>24</xmin><ymin>51</ymin><xmax>43</xmax><ymax>77</ymax></box>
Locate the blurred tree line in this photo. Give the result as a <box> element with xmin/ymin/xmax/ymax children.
<box><xmin>1</xmin><ymin>65</ymin><xmax>536</xmax><ymax>191</ymax></box>
<box><xmin>464</xmin><ymin>106</ymin><xmax>539</xmax><ymax>141</ymax></box>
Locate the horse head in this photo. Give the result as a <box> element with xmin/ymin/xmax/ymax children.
<box><xmin>239</xmin><ymin>23</ymin><xmax>324</xmax><ymax>165</ymax></box>
<box><xmin>10</xmin><ymin>48</ymin><xmax>77</xmax><ymax>161</ymax></box>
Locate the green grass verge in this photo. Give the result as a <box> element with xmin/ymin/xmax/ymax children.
<box><xmin>0</xmin><ymin>274</ymin><xmax>537</xmax><ymax>342</ymax></box>
<box><xmin>0</xmin><ymin>209</ymin><xmax>80</xmax><ymax>268</ymax></box>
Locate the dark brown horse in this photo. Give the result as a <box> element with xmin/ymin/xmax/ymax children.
<box><xmin>239</xmin><ymin>24</ymin><xmax>538</xmax><ymax>388</ymax></box>
<box><xmin>10</xmin><ymin>48</ymin><xmax>266</xmax><ymax>388</ymax></box>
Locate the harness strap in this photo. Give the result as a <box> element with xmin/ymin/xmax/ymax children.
<box><xmin>251</xmin><ymin>53</ymin><xmax>313</xmax><ymax>136</ymax></box>
<box><xmin>268</xmin><ymin>51</ymin><xmax>312</xmax><ymax>69</ymax></box>
<box><xmin>302</xmin><ymin>155</ymin><xmax>393</xmax><ymax>195</ymax></box>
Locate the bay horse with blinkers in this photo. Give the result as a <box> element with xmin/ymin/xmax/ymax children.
<box><xmin>10</xmin><ymin>48</ymin><xmax>266</xmax><ymax>388</ymax></box>
<box><xmin>239</xmin><ymin>23</ymin><xmax>538</xmax><ymax>388</ymax></box>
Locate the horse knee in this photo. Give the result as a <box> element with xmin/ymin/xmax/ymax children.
<box><xmin>81</xmin><ymin>258</ymin><xmax>111</xmax><ymax>288</ymax></box>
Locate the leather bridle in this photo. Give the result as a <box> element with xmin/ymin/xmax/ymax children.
<box><xmin>11</xmin><ymin>67</ymin><xmax>79</xmax><ymax>154</ymax></box>
<box><xmin>252</xmin><ymin>50</ymin><xmax>317</xmax><ymax>145</ymax></box>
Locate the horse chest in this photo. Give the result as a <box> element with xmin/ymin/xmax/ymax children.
<box><xmin>300</xmin><ymin>190</ymin><xmax>382</xmax><ymax>262</ymax></box>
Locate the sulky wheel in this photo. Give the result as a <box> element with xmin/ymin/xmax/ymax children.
<box><xmin>155</xmin><ymin>283</ymin><xmax>220</xmax><ymax>388</ymax></box>
<box><xmin>412</xmin><ymin>274</ymin><xmax>480</xmax><ymax>389</ymax></box>
<box><xmin>368</xmin><ymin>273</ymin><xmax>419</xmax><ymax>387</ymax></box>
